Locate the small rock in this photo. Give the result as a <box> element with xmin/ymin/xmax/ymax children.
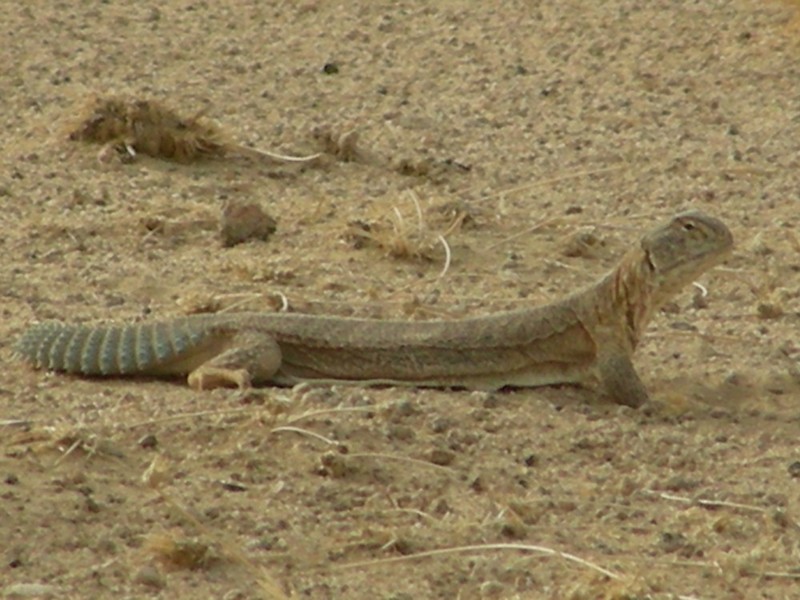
<box><xmin>470</xmin><ymin>474</ymin><xmax>485</xmax><ymax>492</ymax></box>
<box><xmin>658</xmin><ymin>531</ymin><xmax>688</xmax><ymax>554</ymax></box>
<box><xmin>499</xmin><ymin>519</ymin><xmax>528</xmax><ymax>539</ymax></box>
<box><xmin>85</xmin><ymin>496</ymin><xmax>102</xmax><ymax>513</ymax></box>
<box><xmin>220</xmin><ymin>480</ymin><xmax>248</xmax><ymax>492</ymax></box>
<box><xmin>709</xmin><ymin>407</ymin><xmax>732</xmax><ymax>419</ymax></box>
<box><xmin>134</xmin><ymin>564</ymin><xmax>166</xmax><ymax>589</ymax></box>
<box><xmin>772</xmin><ymin>509</ymin><xmax>793</xmax><ymax>529</ymax></box>
<box><xmin>723</xmin><ymin>371</ymin><xmax>745</xmax><ymax>386</ymax></box>
<box><xmin>429</xmin><ymin>448</ymin><xmax>456</xmax><ymax>466</ymax></box>
<box><xmin>322</xmin><ymin>62</ymin><xmax>339</xmax><ymax>74</ymax></box>
<box><xmin>429</xmin><ymin>416</ymin><xmax>454</xmax><ymax>433</ymax></box>
<box><xmin>691</xmin><ymin>287</ymin><xmax>709</xmax><ymax>309</ymax></box>
<box><xmin>6</xmin><ymin>544</ymin><xmax>25</xmax><ymax>568</ymax></box>
<box><xmin>757</xmin><ymin>302</ymin><xmax>783</xmax><ymax>320</ymax></box>
<box><xmin>137</xmin><ymin>434</ymin><xmax>158</xmax><ymax>449</ymax></box>
<box><xmin>660</xmin><ymin>301</ymin><xmax>680</xmax><ymax>315</ymax></box>
<box><xmin>662</xmin><ymin>475</ymin><xmax>701</xmax><ymax>492</ymax></box>
<box><xmin>432</xmin><ymin>498</ymin><xmax>451</xmax><ymax>516</ymax></box>
<box><xmin>219</xmin><ymin>199</ymin><xmax>277</xmax><ymax>247</ymax></box>
<box><xmin>320</xmin><ymin>451</ymin><xmax>349</xmax><ymax>478</ymax></box>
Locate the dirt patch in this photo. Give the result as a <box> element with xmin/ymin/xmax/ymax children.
<box><xmin>2</xmin><ymin>1</ymin><xmax>800</xmax><ymax>598</ymax></box>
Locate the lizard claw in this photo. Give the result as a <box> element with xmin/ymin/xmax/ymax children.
<box><xmin>188</xmin><ymin>367</ymin><xmax>252</xmax><ymax>391</ymax></box>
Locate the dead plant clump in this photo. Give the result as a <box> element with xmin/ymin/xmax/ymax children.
<box><xmin>3</xmin><ymin>422</ymin><xmax>125</xmax><ymax>465</ymax></box>
<box><xmin>141</xmin><ymin>530</ymin><xmax>222</xmax><ymax>572</ymax></box>
<box><xmin>310</xmin><ymin>124</ymin><xmax>362</xmax><ymax>162</ymax></box>
<box><xmin>393</xmin><ymin>156</ymin><xmax>472</xmax><ymax>183</ymax></box>
<box><xmin>344</xmin><ymin>191</ymin><xmax>470</xmax><ymax>265</ymax></box>
<box><xmin>308</xmin><ymin>124</ymin><xmax>473</xmax><ymax>185</ymax></box>
<box><xmin>66</xmin><ymin>94</ymin><xmax>321</xmax><ymax>165</ymax></box>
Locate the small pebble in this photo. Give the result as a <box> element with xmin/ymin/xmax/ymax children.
<box><xmin>220</xmin><ymin>480</ymin><xmax>248</xmax><ymax>492</ymax></box>
<box><xmin>429</xmin><ymin>448</ymin><xmax>456</xmax><ymax>466</ymax></box>
<box><xmin>757</xmin><ymin>302</ymin><xmax>783</xmax><ymax>320</ymax></box>
<box><xmin>320</xmin><ymin>451</ymin><xmax>349</xmax><ymax>478</ymax></box>
<box><xmin>134</xmin><ymin>564</ymin><xmax>166</xmax><ymax>589</ymax></box>
<box><xmin>138</xmin><ymin>434</ymin><xmax>158</xmax><ymax>449</ymax></box>
<box><xmin>219</xmin><ymin>199</ymin><xmax>277</xmax><ymax>247</ymax></box>
<box><xmin>322</xmin><ymin>62</ymin><xmax>339</xmax><ymax>74</ymax></box>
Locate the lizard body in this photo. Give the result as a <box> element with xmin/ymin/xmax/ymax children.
<box><xmin>16</xmin><ymin>210</ymin><xmax>733</xmax><ymax>407</ymax></box>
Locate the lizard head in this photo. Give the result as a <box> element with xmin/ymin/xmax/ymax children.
<box><xmin>640</xmin><ymin>210</ymin><xmax>734</xmax><ymax>301</ymax></box>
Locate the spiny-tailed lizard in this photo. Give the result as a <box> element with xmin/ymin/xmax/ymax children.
<box><xmin>15</xmin><ymin>210</ymin><xmax>733</xmax><ymax>408</ymax></box>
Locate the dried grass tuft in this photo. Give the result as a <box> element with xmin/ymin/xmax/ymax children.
<box><xmin>310</xmin><ymin>124</ymin><xmax>361</xmax><ymax>161</ymax></box>
<box><xmin>141</xmin><ymin>530</ymin><xmax>221</xmax><ymax>571</ymax></box>
<box><xmin>345</xmin><ymin>190</ymin><xmax>467</xmax><ymax>267</ymax></box>
<box><xmin>4</xmin><ymin>423</ymin><xmax>125</xmax><ymax>466</ymax></box>
<box><xmin>67</xmin><ymin>94</ymin><xmax>321</xmax><ymax>165</ymax></box>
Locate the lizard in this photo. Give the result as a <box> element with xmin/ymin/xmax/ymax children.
<box><xmin>15</xmin><ymin>210</ymin><xmax>733</xmax><ymax>408</ymax></box>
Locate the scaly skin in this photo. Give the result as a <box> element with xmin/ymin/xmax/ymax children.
<box><xmin>16</xmin><ymin>210</ymin><xmax>733</xmax><ymax>407</ymax></box>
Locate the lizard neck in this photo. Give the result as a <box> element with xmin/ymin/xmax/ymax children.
<box><xmin>606</xmin><ymin>247</ymin><xmax>658</xmax><ymax>349</ymax></box>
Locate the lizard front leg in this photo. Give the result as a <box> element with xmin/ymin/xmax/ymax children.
<box><xmin>187</xmin><ymin>332</ymin><xmax>282</xmax><ymax>390</ymax></box>
<box><xmin>597</xmin><ymin>353</ymin><xmax>649</xmax><ymax>408</ymax></box>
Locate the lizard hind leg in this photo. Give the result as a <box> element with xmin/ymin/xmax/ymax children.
<box><xmin>187</xmin><ymin>331</ymin><xmax>282</xmax><ymax>391</ymax></box>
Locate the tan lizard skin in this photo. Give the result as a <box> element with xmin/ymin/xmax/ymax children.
<box><xmin>16</xmin><ymin>210</ymin><xmax>733</xmax><ymax>407</ymax></box>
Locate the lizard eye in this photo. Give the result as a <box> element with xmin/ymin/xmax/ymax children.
<box><xmin>681</xmin><ymin>221</ymin><xmax>696</xmax><ymax>232</ymax></box>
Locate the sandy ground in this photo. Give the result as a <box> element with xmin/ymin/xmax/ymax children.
<box><xmin>2</xmin><ymin>1</ymin><xmax>800</xmax><ymax>598</ymax></box>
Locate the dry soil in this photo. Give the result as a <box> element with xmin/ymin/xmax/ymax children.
<box><xmin>2</xmin><ymin>1</ymin><xmax>800</xmax><ymax>599</ymax></box>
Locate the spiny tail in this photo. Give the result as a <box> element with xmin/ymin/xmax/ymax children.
<box><xmin>15</xmin><ymin>320</ymin><xmax>210</xmax><ymax>376</ymax></box>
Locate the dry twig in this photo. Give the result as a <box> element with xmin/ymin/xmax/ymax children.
<box><xmin>330</xmin><ymin>542</ymin><xmax>621</xmax><ymax>580</ymax></box>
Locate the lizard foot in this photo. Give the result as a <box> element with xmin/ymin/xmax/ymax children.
<box><xmin>188</xmin><ymin>366</ymin><xmax>252</xmax><ymax>391</ymax></box>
